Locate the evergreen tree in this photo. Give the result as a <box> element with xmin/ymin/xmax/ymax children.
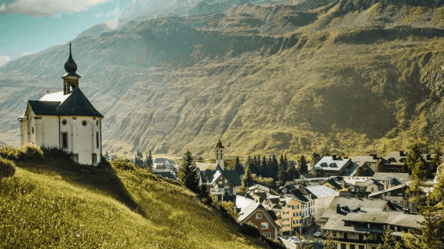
<box><xmin>241</xmin><ymin>163</ymin><xmax>254</xmax><ymax>189</ymax></box>
<box><xmin>429</xmin><ymin>150</ymin><xmax>441</xmax><ymax>179</ymax></box>
<box><xmin>268</xmin><ymin>155</ymin><xmax>278</xmax><ymax>181</ymax></box>
<box><xmin>234</xmin><ymin>157</ymin><xmax>244</xmax><ymax>176</ymax></box>
<box><xmin>146</xmin><ymin>150</ymin><xmax>153</xmax><ymax>169</ymax></box>
<box><xmin>286</xmin><ymin>165</ymin><xmax>299</xmax><ymax>181</ymax></box>
<box><xmin>377</xmin><ymin>225</ymin><xmax>402</xmax><ymax>249</ymax></box>
<box><xmin>297</xmin><ymin>155</ymin><xmax>308</xmax><ymax>175</ymax></box>
<box><xmin>277</xmin><ymin>155</ymin><xmax>288</xmax><ymax>185</ymax></box>
<box><xmin>178</xmin><ymin>150</ymin><xmax>200</xmax><ymax>193</ymax></box>
<box><xmin>406</xmin><ymin>144</ymin><xmax>423</xmax><ymax>173</ymax></box>
<box><xmin>261</xmin><ymin>155</ymin><xmax>269</xmax><ymax>178</ymax></box>
<box><xmin>408</xmin><ymin>157</ymin><xmax>427</xmax><ymax>204</ymax></box>
<box><xmin>323</xmin><ymin>233</ymin><xmax>336</xmax><ymax>249</ymax></box>
<box><xmin>197</xmin><ymin>177</ymin><xmax>212</xmax><ymax>204</ymax></box>
<box><xmin>402</xmin><ymin>198</ymin><xmax>444</xmax><ymax>249</ymax></box>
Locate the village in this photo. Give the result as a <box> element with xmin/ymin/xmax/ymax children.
<box><xmin>121</xmin><ymin>140</ymin><xmax>441</xmax><ymax>249</ymax></box>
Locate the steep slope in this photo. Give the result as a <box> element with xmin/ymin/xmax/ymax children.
<box><xmin>2</xmin><ymin>0</ymin><xmax>444</xmax><ymax>157</ymax></box>
<box><xmin>0</xmin><ymin>157</ymin><xmax>269</xmax><ymax>248</ymax></box>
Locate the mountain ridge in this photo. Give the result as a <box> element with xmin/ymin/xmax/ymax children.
<box><xmin>1</xmin><ymin>0</ymin><xmax>444</xmax><ymax>157</ymax></box>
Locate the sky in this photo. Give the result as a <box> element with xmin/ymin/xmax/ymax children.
<box><xmin>0</xmin><ymin>0</ymin><xmax>134</xmax><ymax>66</ymax></box>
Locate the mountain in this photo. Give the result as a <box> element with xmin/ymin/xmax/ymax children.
<box><xmin>2</xmin><ymin>0</ymin><xmax>444</xmax><ymax>157</ymax></box>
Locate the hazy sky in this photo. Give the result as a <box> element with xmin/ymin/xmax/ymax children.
<box><xmin>0</xmin><ymin>0</ymin><xmax>134</xmax><ymax>66</ymax></box>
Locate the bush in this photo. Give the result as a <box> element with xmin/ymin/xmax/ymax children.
<box><xmin>0</xmin><ymin>157</ymin><xmax>16</xmax><ymax>179</ymax></box>
<box><xmin>112</xmin><ymin>159</ymin><xmax>138</xmax><ymax>171</ymax></box>
<box><xmin>20</xmin><ymin>145</ymin><xmax>44</xmax><ymax>162</ymax></box>
<box><xmin>0</xmin><ymin>145</ymin><xmax>44</xmax><ymax>162</ymax></box>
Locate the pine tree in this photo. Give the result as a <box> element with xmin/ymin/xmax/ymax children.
<box><xmin>268</xmin><ymin>155</ymin><xmax>278</xmax><ymax>181</ymax></box>
<box><xmin>377</xmin><ymin>225</ymin><xmax>402</xmax><ymax>249</ymax></box>
<box><xmin>241</xmin><ymin>163</ymin><xmax>254</xmax><ymax>189</ymax></box>
<box><xmin>277</xmin><ymin>155</ymin><xmax>288</xmax><ymax>185</ymax></box>
<box><xmin>146</xmin><ymin>150</ymin><xmax>153</xmax><ymax>169</ymax></box>
<box><xmin>406</xmin><ymin>144</ymin><xmax>423</xmax><ymax>173</ymax></box>
<box><xmin>234</xmin><ymin>157</ymin><xmax>244</xmax><ymax>176</ymax></box>
<box><xmin>310</xmin><ymin>152</ymin><xmax>321</xmax><ymax>167</ymax></box>
<box><xmin>286</xmin><ymin>165</ymin><xmax>299</xmax><ymax>182</ymax></box>
<box><xmin>297</xmin><ymin>155</ymin><xmax>308</xmax><ymax>175</ymax></box>
<box><xmin>178</xmin><ymin>150</ymin><xmax>200</xmax><ymax>193</ymax></box>
<box><xmin>323</xmin><ymin>232</ymin><xmax>336</xmax><ymax>249</ymax></box>
<box><xmin>402</xmin><ymin>198</ymin><xmax>444</xmax><ymax>249</ymax></box>
<box><xmin>261</xmin><ymin>155</ymin><xmax>269</xmax><ymax>178</ymax></box>
<box><xmin>408</xmin><ymin>157</ymin><xmax>427</xmax><ymax>205</ymax></box>
<box><xmin>429</xmin><ymin>150</ymin><xmax>441</xmax><ymax>179</ymax></box>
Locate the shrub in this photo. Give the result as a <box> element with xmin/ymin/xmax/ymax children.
<box><xmin>0</xmin><ymin>157</ymin><xmax>16</xmax><ymax>179</ymax></box>
<box><xmin>112</xmin><ymin>159</ymin><xmax>138</xmax><ymax>171</ymax></box>
<box><xmin>19</xmin><ymin>145</ymin><xmax>44</xmax><ymax>162</ymax></box>
<box><xmin>0</xmin><ymin>145</ymin><xmax>44</xmax><ymax>162</ymax></box>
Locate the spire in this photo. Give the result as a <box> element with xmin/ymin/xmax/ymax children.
<box><xmin>63</xmin><ymin>42</ymin><xmax>80</xmax><ymax>77</ymax></box>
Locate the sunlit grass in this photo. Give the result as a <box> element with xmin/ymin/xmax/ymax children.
<box><xmin>0</xmin><ymin>155</ymin><xmax>268</xmax><ymax>248</ymax></box>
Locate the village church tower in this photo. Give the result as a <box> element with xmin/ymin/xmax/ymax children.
<box><xmin>18</xmin><ymin>43</ymin><xmax>104</xmax><ymax>166</ymax></box>
<box><xmin>215</xmin><ymin>140</ymin><xmax>224</xmax><ymax>169</ymax></box>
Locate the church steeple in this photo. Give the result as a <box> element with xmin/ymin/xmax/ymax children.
<box><xmin>62</xmin><ymin>42</ymin><xmax>81</xmax><ymax>95</ymax></box>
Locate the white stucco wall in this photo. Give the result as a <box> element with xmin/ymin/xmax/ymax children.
<box><xmin>20</xmin><ymin>111</ymin><xmax>102</xmax><ymax>166</ymax></box>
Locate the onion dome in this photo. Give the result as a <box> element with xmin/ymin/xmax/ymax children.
<box><xmin>63</xmin><ymin>42</ymin><xmax>80</xmax><ymax>77</ymax></box>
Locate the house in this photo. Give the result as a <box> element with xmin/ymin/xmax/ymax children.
<box><xmin>304</xmin><ymin>185</ymin><xmax>339</xmax><ymax>221</ymax></box>
<box><xmin>153</xmin><ymin>158</ymin><xmax>175</xmax><ymax>169</ymax></box>
<box><xmin>318</xmin><ymin>196</ymin><xmax>397</xmax><ymax>226</ymax></box>
<box><xmin>322</xmin><ymin>197</ymin><xmax>423</xmax><ymax>249</ymax></box>
<box><xmin>368</xmin><ymin>184</ymin><xmax>423</xmax><ymax>213</ymax></box>
<box><xmin>323</xmin><ymin>178</ymin><xmax>345</xmax><ymax>191</ymax></box>
<box><xmin>372</xmin><ymin>172</ymin><xmax>411</xmax><ymax>189</ymax></box>
<box><xmin>312</xmin><ymin>156</ymin><xmax>352</xmax><ymax>177</ymax></box>
<box><xmin>349</xmin><ymin>178</ymin><xmax>384</xmax><ymax>197</ymax></box>
<box><xmin>18</xmin><ymin>43</ymin><xmax>103</xmax><ymax>166</ymax></box>
<box><xmin>246</xmin><ymin>184</ymin><xmax>274</xmax><ymax>203</ymax></box>
<box><xmin>199</xmin><ymin>165</ymin><xmax>242</xmax><ymax>201</ymax></box>
<box><xmin>383</xmin><ymin>151</ymin><xmax>408</xmax><ymax>173</ymax></box>
<box><xmin>235</xmin><ymin>195</ymin><xmax>280</xmax><ymax>239</ymax></box>
<box><xmin>352</xmin><ymin>155</ymin><xmax>385</xmax><ymax>174</ymax></box>
<box><xmin>281</xmin><ymin>184</ymin><xmax>316</xmax><ymax>230</ymax></box>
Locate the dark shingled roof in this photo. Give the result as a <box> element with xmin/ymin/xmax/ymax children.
<box><xmin>55</xmin><ymin>88</ymin><xmax>103</xmax><ymax>118</ymax></box>
<box><xmin>28</xmin><ymin>101</ymin><xmax>60</xmax><ymax>115</ymax></box>
<box><xmin>28</xmin><ymin>88</ymin><xmax>103</xmax><ymax>118</ymax></box>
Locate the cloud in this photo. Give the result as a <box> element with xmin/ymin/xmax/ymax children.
<box><xmin>106</xmin><ymin>7</ymin><xmax>119</xmax><ymax>17</ymax></box>
<box><xmin>96</xmin><ymin>12</ymin><xmax>104</xmax><ymax>17</ymax></box>
<box><xmin>0</xmin><ymin>0</ymin><xmax>111</xmax><ymax>17</ymax></box>
<box><xmin>21</xmin><ymin>51</ymin><xmax>32</xmax><ymax>56</ymax></box>
<box><xmin>0</xmin><ymin>55</ymin><xmax>12</xmax><ymax>67</ymax></box>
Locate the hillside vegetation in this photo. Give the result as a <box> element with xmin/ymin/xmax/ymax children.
<box><xmin>1</xmin><ymin>0</ymin><xmax>444</xmax><ymax>157</ymax></box>
<box><xmin>0</xmin><ymin>148</ymin><xmax>270</xmax><ymax>248</ymax></box>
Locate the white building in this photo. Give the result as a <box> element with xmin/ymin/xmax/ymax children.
<box><xmin>18</xmin><ymin>43</ymin><xmax>103</xmax><ymax>166</ymax></box>
<box><xmin>304</xmin><ymin>185</ymin><xmax>339</xmax><ymax>221</ymax></box>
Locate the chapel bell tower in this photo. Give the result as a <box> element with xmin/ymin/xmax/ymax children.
<box><xmin>62</xmin><ymin>42</ymin><xmax>81</xmax><ymax>95</ymax></box>
<box><xmin>215</xmin><ymin>140</ymin><xmax>224</xmax><ymax>169</ymax></box>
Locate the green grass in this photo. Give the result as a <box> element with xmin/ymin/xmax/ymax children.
<box><xmin>0</xmin><ymin>150</ymin><xmax>270</xmax><ymax>249</ymax></box>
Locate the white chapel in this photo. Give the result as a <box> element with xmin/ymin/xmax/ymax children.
<box><xmin>18</xmin><ymin>43</ymin><xmax>104</xmax><ymax>166</ymax></box>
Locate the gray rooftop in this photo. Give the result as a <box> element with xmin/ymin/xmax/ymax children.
<box><xmin>313</xmin><ymin>156</ymin><xmax>350</xmax><ymax>171</ymax></box>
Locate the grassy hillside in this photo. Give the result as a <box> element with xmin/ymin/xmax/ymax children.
<box><xmin>0</xmin><ymin>148</ymin><xmax>270</xmax><ymax>248</ymax></box>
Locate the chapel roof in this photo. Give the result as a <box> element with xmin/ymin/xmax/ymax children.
<box><xmin>28</xmin><ymin>88</ymin><xmax>103</xmax><ymax>118</ymax></box>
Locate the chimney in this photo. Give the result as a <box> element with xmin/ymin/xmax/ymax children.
<box><xmin>336</xmin><ymin>203</ymin><xmax>341</xmax><ymax>213</ymax></box>
<box><xmin>332</xmin><ymin>155</ymin><xmax>338</xmax><ymax>160</ymax></box>
<box><xmin>400</xmin><ymin>151</ymin><xmax>406</xmax><ymax>157</ymax></box>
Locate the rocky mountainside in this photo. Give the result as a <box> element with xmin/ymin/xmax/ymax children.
<box><xmin>2</xmin><ymin>0</ymin><xmax>444</xmax><ymax>157</ymax></box>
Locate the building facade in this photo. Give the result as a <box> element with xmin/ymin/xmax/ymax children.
<box><xmin>18</xmin><ymin>43</ymin><xmax>103</xmax><ymax>166</ymax></box>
